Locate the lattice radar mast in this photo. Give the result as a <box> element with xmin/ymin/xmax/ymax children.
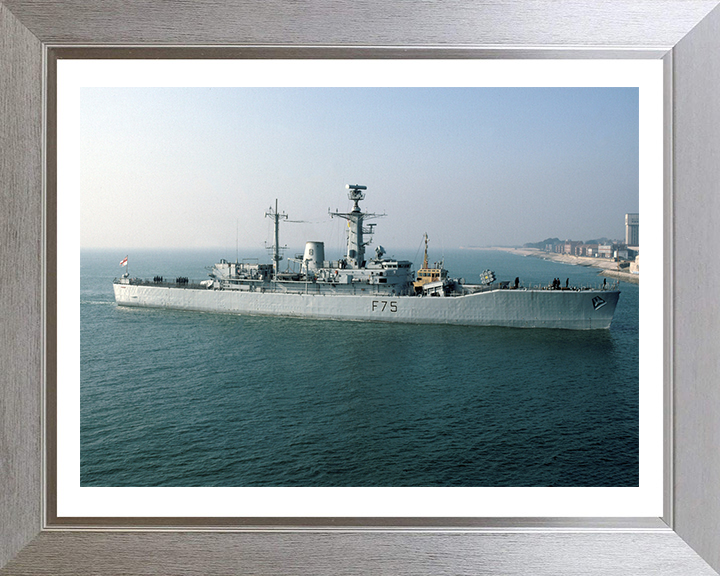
<box><xmin>265</xmin><ymin>199</ymin><xmax>288</xmax><ymax>277</ymax></box>
<box><xmin>329</xmin><ymin>185</ymin><xmax>384</xmax><ymax>269</ymax></box>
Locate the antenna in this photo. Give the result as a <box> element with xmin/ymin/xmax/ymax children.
<box><xmin>422</xmin><ymin>232</ymin><xmax>428</xmax><ymax>270</ymax></box>
<box><xmin>265</xmin><ymin>199</ymin><xmax>288</xmax><ymax>278</ymax></box>
<box><xmin>346</xmin><ymin>184</ymin><xmax>367</xmax><ymax>211</ymax></box>
<box><xmin>329</xmin><ymin>184</ymin><xmax>384</xmax><ymax>269</ymax></box>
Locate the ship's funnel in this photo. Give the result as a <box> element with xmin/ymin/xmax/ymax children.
<box><xmin>303</xmin><ymin>241</ymin><xmax>325</xmax><ymax>270</ymax></box>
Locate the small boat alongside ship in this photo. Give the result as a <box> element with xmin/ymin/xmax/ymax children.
<box><xmin>114</xmin><ymin>185</ymin><xmax>620</xmax><ymax>329</ymax></box>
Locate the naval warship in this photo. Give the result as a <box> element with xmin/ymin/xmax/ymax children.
<box><xmin>114</xmin><ymin>185</ymin><xmax>620</xmax><ymax>329</ymax></box>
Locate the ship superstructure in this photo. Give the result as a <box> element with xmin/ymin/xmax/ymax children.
<box><xmin>413</xmin><ymin>232</ymin><xmax>449</xmax><ymax>295</ymax></box>
<box><xmin>201</xmin><ymin>185</ymin><xmax>416</xmax><ymax>297</ymax></box>
<box><xmin>114</xmin><ymin>185</ymin><xmax>621</xmax><ymax>329</ymax></box>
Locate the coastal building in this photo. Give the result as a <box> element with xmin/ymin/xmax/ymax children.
<box><xmin>575</xmin><ymin>244</ymin><xmax>596</xmax><ymax>257</ymax></box>
<box><xmin>630</xmin><ymin>255</ymin><xmax>640</xmax><ymax>274</ymax></box>
<box><xmin>618</xmin><ymin>246</ymin><xmax>638</xmax><ymax>260</ymax></box>
<box><xmin>563</xmin><ymin>240</ymin><xmax>583</xmax><ymax>255</ymax></box>
<box><xmin>625</xmin><ymin>213</ymin><xmax>639</xmax><ymax>247</ymax></box>
<box><xmin>598</xmin><ymin>244</ymin><xmax>614</xmax><ymax>258</ymax></box>
<box><xmin>584</xmin><ymin>244</ymin><xmax>599</xmax><ymax>257</ymax></box>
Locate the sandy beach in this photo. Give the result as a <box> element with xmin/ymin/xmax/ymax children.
<box><xmin>464</xmin><ymin>246</ymin><xmax>639</xmax><ymax>284</ymax></box>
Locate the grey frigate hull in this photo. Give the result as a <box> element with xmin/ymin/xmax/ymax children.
<box><xmin>114</xmin><ymin>283</ymin><xmax>620</xmax><ymax>330</ymax></box>
<box><xmin>113</xmin><ymin>185</ymin><xmax>623</xmax><ymax>329</ymax></box>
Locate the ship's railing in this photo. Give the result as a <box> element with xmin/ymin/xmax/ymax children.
<box><xmin>112</xmin><ymin>277</ymin><xmax>620</xmax><ymax>295</ymax></box>
<box><xmin>113</xmin><ymin>278</ymin><xmax>209</xmax><ymax>290</ymax></box>
<box><xmin>460</xmin><ymin>280</ymin><xmax>619</xmax><ymax>295</ymax></box>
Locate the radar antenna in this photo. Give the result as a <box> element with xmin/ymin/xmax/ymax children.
<box><xmin>346</xmin><ymin>184</ymin><xmax>366</xmax><ymax>211</ymax></box>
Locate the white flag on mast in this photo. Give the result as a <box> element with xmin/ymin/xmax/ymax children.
<box><xmin>119</xmin><ymin>256</ymin><xmax>128</xmax><ymax>267</ymax></box>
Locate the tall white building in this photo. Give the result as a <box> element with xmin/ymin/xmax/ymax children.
<box><xmin>625</xmin><ymin>213</ymin><xmax>639</xmax><ymax>247</ymax></box>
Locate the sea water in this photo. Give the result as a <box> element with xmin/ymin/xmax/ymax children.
<box><xmin>80</xmin><ymin>249</ymin><xmax>639</xmax><ymax>487</ymax></box>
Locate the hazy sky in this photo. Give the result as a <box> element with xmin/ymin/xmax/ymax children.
<box><xmin>80</xmin><ymin>87</ymin><xmax>639</xmax><ymax>252</ymax></box>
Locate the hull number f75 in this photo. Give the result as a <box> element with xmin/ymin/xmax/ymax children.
<box><xmin>372</xmin><ymin>300</ymin><xmax>398</xmax><ymax>312</ymax></box>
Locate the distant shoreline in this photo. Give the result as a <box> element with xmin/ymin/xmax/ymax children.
<box><xmin>462</xmin><ymin>246</ymin><xmax>639</xmax><ymax>284</ymax></box>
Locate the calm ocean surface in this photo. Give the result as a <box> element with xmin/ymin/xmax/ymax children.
<box><xmin>80</xmin><ymin>248</ymin><xmax>639</xmax><ymax>487</ymax></box>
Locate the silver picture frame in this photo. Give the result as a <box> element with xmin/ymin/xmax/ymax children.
<box><xmin>2</xmin><ymin>1</ymin><xmax>720</xmax><ymax>574</ymax></box>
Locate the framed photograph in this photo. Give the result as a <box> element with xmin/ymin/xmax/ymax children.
<box><xmin>2</xmin><ymin>2</ymin><xmax>720</xmax><ymax>575</ymax></box>
<box><xmin>56</xmin><ymin>59</ymin><xmax>661</xmax><ymax>522</ymax></box>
